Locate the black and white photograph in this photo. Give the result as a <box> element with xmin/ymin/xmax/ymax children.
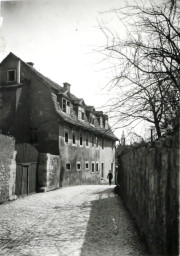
<box><xmin>0</xmin><ymin>0</ymin><xmax>179</xmax><ymax>255</ymax></box>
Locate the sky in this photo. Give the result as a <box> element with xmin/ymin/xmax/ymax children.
<box><xmin>0</xmin><ymin>0</ymin><xmax>161</xmax><ymax>141</ymax></box>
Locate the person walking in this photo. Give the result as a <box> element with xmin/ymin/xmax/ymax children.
<box><xmin>107</xmin><ymin>170</ymin><xmax>113</xmax><ymax>185</ymax></box>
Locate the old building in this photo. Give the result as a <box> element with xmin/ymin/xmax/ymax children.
<box><xmin>0</xmin><ymin>52</ymin><xmax>118</xmax><ymax>188</ymax></box>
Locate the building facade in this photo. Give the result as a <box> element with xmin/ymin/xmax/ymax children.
<box><xmin>0</xmin><ymin>53</ymin><xmax>118</xmax><ymax>187</ymax></box>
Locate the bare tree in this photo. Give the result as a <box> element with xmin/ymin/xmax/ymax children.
<box><xmin>100</xmin><ymin>0</ymin><xmax>180</xmax><ymax>138</ymax></box>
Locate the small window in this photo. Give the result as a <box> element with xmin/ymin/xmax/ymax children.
<box><xmin>92</xmin><ymin>162</ymin><xmax>95</xmax><ymax>173</ymax></box>
<box><xmin>66</xmin><ymin>163</ymin><xmax>71</xmax><ymax>170</ymax></box>
<box><xmin>7</xmin><ymin>70</ymin><xmax>16</xmax><ymax>82</ymax></box>
<box><xmin>86</xmin><ymin>134</ymin><xmax>89</xmax><ymax>146</ymax></box>
<box><xmin>62</xmin><ymin>98</ymin><xmax>70</xmax><ymax>114</ymax></box>
<box><xmin>102</xmin><ymin>138</ymin><xmax>104</xmax><ymax>149</ymax></box>
<box><xmin>72</xmin><ymin>130</ymin><xmax>76</xmax><ymax>145</ymax></box>
<box><xmin>80</xmin><ymin>132</ymin><xmax>83</xmax><ymax>146</ymax></box>
<box><xmin>77</xmin><ymin>162</ymin><xmax>81</xmax><ymax>171</ymax></box>
<box><xmin>78</xmin><ymin>106</ymin><xmax>85</xmax><ymax>120</ymax></box>
<box><xmin>105</xmin><ymin>119</ymin><xmax>108</xmax><ymax>129</ymax></box>
<box><xmin>65</xmin><ymin>130</ymin><xmax>69</xmax><ymax>143</ymax></box>
<box><xmin>101</xmin><ymin>163</ymin><xmax>104</xmax><ymax>178</ymax></box>
<box><xmin>96</xmin><ymin>163</ymin><xmax>99</xmax><ymax>173</ymax></box>
<box><xmin>89</xmin><ymin>114</ymin><xmax>95</xmax><ymax>125</ymax></box>
<box><xmin>62</xmin><ymin>99</ymin><xmax>66</xmax><ymax>112</ymax></box>
<box><xmin>92</xmin><ymin>136</ymin><xmax>94</xmax><ymax>147</ymax></box>
<box><xmin>100</xmin><ymin>117</ymin><xmax>103</xmax><ymax>128</ymax></box>
<box><xmin>85</xmin><ymin>162</ymin><xmax>89</xmax><ymax>170</ymax></box>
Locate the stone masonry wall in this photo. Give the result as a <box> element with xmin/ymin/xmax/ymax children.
<box><xmin>116</xmin><ymin>132</ymin><xmax>179</xmax><ymax>256</ymax></box>
<box><xmin>0</xmin><ymin>135</ymin><xmax>16</xmax><ymax>203</ymax></box>
<box><xmin>38</xmin><ymin>153</ymin><xmax>60</xmax><ymax>192</ymax></box>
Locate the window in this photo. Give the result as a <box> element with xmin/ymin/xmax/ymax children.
<box><xmin>62</xmin><ymin>98</ymin><xmax>70</xmax><ymax>114</ymax></box>
<box><xmin>102</xmin><ymin>138</ymin><xmax>104</xmax><ymax>149</ymax></box>
<box><xmin>96</xmin><ymin>163</ymin><xmax>99</xmax><ymax>173</ymax></box>
<box><xmin>86</xmin><ymin>134</ymin><xmax>89</xmax><ymax>146</ymax></box>
<box><xmin>78</xmin><ymin>106</ymin><xmax>85</xmax><ymax>120</ymax></box>
<box><xmin>105</xmin><ymin>119</ymin><xmax>108</xmax><ymax>129</ymax></box>
<box><xmin>66</xmin><ymin>163</ymin><xmax>71</xmax><ymax>170</ymax></box>
<box><xmin>30</xmin><ymin>128</ymin><xmax>38</xmax><ymax>143</ymax></box>
<box><xmin>72</xmin><ymin>130</ymin><xmax>76</xmax><ymax>145</ymax></box>
<box><xmin>77</xmin><ymin>162</ymin><xmax>81</xmax><ymax>171</ymax></box>
<box><xmin>100</xmin><ymin>117</ymin><xmax>103</xmax><ymax>128</ymax></box>
<box><xmin>85</xmin><ymin>162</ymin><xmax>89</xmax><ymax>170</ymax></box>
<box><xmin>92</xmin><ymin>135</ymin><xmax>94</xmax><ymax>147</ymax></box>
<box><xmin>89</xmin><ymin>114</ymin><xmax>95</xmax><ymax>125</ymax></box>
<box><xmin>64</xmin><ymin>130</ymin><xmax>69</xmax><ymax>143</ymax></box>
<box><xmin>95</xmin><ymin>136</ymin><xmax>98</xmax><ymax>147</ymax></box>
<box><xmin>91</xmin><ymin>162</ymin><xmax>95</xmax><ymax>173</ymax></box>
<box><xmin>7</xmin><ymin>70</ymin><xmax>16</xmax><ymax>82</ymax></box>
<box><xmin>80</xmin><ymin>132</ymin><xmax>83</xmax><ymax>146</ymax></box>
<box><xmin>101</xmin><ymin>163</ymin><xmax>104</xmax><ymax>178</ymax></box>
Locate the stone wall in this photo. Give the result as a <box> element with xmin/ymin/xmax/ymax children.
<box><xmin>116</xmin><ymin>132</ymin><xmax>179</xmax><ymax>256</ymax></box>
<box><xmin>0</xmin><ymin>135</ymin><xmax>16</xmax><ymax>203</ymax></box>
<box><xmin>38</xmin><ymin>153</ymin><xmax>60</xmax><ymax>192</ymax></box>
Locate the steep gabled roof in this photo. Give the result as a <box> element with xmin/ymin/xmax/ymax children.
<box><xmin>0</xmin><ymin>52</ymin><xmax>119</xmax><ymax>141</ymax></box>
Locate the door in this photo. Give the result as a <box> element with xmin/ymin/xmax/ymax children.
<box><xmin>15</xmin><ymin>143</ymin><xmax>39</xmax><ymax>196</ymax></box>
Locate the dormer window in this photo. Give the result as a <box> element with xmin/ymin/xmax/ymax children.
<box><xmin>7</xmin><ymin>70</ymin><xmax>16</xmax><ymax>82</ymax></box>
<box><xmin>105</xmin><ymin>120</ymin><xmax>108</xmax><ymax>129</ymax></box>
<box><xmin>103</xmin><ymin>117</ymin><xmax>109</xmax><ymax>129</ymax></box>
<box><xmin>62</xmin><ymin>98</ymin><xmax>70</xmax><ymax>114</ymax></box>
<box><xmin>100</xmin><ymin>117</ymin><xmax>103</xmax><ymax>128</ymax></box>
<box><xmin>89</xmin><ymin>114</ymin><xmax>95</xmax><ymax>125</ymax></box>
<box><xmin>78</xmin><ymin>106</ymin><xmax>85</xmax><ymax>120</ymax></box>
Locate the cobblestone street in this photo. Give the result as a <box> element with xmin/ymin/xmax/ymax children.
<box><xmin>0</xmin><ymin>185</ymin><xmax>149</xmax><ymax>256</ymax></box>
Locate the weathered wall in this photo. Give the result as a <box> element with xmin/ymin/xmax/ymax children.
<box><xmin>59</xmin><ymin>124</ymin><xmax>115</xmax><ymax>186</ymax></box>
<box><xmin>116</xmin><ymin>132</ymin><xmax>179</xmax><ymax>256</ymax></box>
<box><xmin>0</xmin><ymin>55</ymin><xmax>59</xmax><ymax>154</ymax></box>
<box><xmin>0</xmin><ymin>135</ymin><xmax>16</xmax><ymax>203</ymax></box>
<box><xmin>38</xmin><ymin>153</ymin><xmax>60</xmax><ymax>192</ymax></box>
<box><xmin>21</xmin><ymin>63</ymin><xmax>59</xmax><ymax>155</ymax></box>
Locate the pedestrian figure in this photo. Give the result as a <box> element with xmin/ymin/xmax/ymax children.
<box><xmin>107</xmin><ymin>170</ymin><xmax>113</xmax><ymax>185</ymax></box>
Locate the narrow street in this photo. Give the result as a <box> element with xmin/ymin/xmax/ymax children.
<box><xmin>0</xmin><ymin>185</ymin><xmax>149</xmax><ymax>256</ymax></box>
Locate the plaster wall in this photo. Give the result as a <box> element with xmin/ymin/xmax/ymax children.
<box><xmin>21</xmin><ymin>64</ymin><xmax>59</xmax><ymax>155</ymax></box>
<box><xmin>38</xmin><ymin>153</ymin><xmax>60</xmax><ymax>192</ymax></box>
<box><xmin>59</xmin><ymin>124</ymin><xmax>115</xmax><ymax>186</ymax></box>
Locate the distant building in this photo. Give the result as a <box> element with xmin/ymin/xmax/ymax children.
<box><xmin>0</xmin><ymin>52</ymin><xmax>118</xmax><ymax>186</ymax></box>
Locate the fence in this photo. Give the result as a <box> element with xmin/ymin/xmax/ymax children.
<box><xmin>116</xmin><ymin>132</ymin><xmax>179</xmax><ymax>256</ymax></box>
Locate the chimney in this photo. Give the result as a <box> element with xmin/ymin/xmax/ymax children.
<box><xmin>27</xmin><ymin>62</ymin><xmax>34</xmax><ymax>67</ymax></box>
<box><xmin>63</xmin><ymin>82</ymin><xmax>71</xmax><ymax>92</ymax></box>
